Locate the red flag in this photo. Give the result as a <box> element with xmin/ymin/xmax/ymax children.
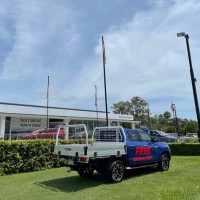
<box><xmin>171</xmin><ymin>103</ymin><xmax>175</xmax><ymax>112</ymax></box>
<box><xmin>47</xmin><ymin>76</ymin><xmax>49</xmax><ymax>99</ymax></box>
<box><xmin>102</xmin><ymin>36</ymin><xmax>106</xmax><ymax>65</ymax></box>
<box><xmin>95</xmin><ymin>85</ymin><xmax>97</xmax><ymax>106</ymax></box>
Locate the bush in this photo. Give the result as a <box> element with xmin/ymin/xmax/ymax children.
<box><xmin>1</xmin><ymin>140</ymin><xmax>199</xmax><ymax>175</ymax></box>
<box><xmin>168</xmin><ymin>143</ymin><xmax>200</xmax><ymax>156</ymax></box>
<box><xmin>0</xmin><ymin>139</ymin><xmax>86</xmax><ymax>175</ymax></box>
<box><xmin>0</xmin><ymin>140</ymin><xmax>54</xmax><ymax>175</ymax></box>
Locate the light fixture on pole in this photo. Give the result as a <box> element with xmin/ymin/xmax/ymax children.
<box><xmin>177</xmin><ymin>32</ymin><xmax>200</xmax><ymax>141</ymax></box>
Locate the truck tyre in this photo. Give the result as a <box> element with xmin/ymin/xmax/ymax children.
<box><xmin>108</xmin><ymin>160</ymin><xmax>124</xmax><ymax>183</ymax></box>
<box><xmin>158</xmin><ymin>154</ymin><xmax>170</xmax><ymax>171</ymax></box>
<box><xmin>77</xmin><ymin>168</ymin><xmax>94</xmax><ymax>177</ymax></box>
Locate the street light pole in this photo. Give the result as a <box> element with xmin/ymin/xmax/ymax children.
<box><xmin>147</xmin><ymin>106</ymin><xmax>151</xmax><ymax>130</ymax></box>
<box><xmin>177</xmin><ymin>32</ymin><xmax>200</xmax><ymax>141</ymax></box>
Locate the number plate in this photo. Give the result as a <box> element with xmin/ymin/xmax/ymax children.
<box><xmin>67</xmin><ymin>158</ymin><xmax>74</xmax><ymax>165</ymax></box>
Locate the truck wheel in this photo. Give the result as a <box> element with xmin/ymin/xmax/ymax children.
<box><xmin>158</xmin><ymin>154</ymin><xmax>170</xmax><ymax>171</ymax></box>
<box><xmin>77</xmin><ymin>168</ymin><xmax>94</xmax><ymax>177</ymax></box>
<box><xmin>108</xmin><ymin>160</ymin><xmax>124</xmax><ymax>183</ymax></box>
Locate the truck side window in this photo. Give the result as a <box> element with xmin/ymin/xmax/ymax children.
<box><xmin>139</xmin><ymin>132</ymin><xmax>152</xmax><ymax>142</ymax></box>
<box><xmin>127</xmin><ymin>130</ymin><xmax>139</xmax><ymax>141</ymax></box>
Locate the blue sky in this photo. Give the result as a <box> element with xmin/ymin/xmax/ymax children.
<box><xmin>0</xmin><ymin>0</ymin><xmax>200</xmax><ymax>120</ymax></box>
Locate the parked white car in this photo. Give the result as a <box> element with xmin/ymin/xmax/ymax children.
<box><xmin>179</xmin><ymin>133</ymin><xmax>198</xmax><ymax>143</ymax></box>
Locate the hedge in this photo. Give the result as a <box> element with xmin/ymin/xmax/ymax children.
<box><xmin>0</xmin><ymin>140</ymin><xmax>200</xmax><ymax>175</ymax></box>
<box><xmin>0</xmin><ymin>140</ymin><xmax>52</xmax><ymax>175</ymax></box>
<box><xmin>168</xmin><ymin>143</ymin><xmax>200</xmax><ymax>156</ymax></box>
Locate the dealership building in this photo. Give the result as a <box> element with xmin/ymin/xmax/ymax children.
<box><xmin>0</xmin><ymin>102</ymin><xmax>140</xmax><ymax>140</ymax></box>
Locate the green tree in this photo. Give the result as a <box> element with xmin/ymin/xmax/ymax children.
<box><xmin>184</xmin><ymin>120</ymin><xmax>198</xmax><ymax>133</ymax></box>
<box><xmin>131</xmin><ymin>96</ymin><xmax>148</xmax><ymax>122</ymax></box>
<box><xmin>163</xmin><ymin>111</ymin><xmax>171</xmax><ymax>119</ymax></box>
<box><xmin>111</xmin><ymin>96</ymin><xmax>149</xmax><ymax>125</ymax></box>
<box><xmin>111</xmin><ymin>97</ymin><xmax>199</xmax><ymax>133</ymax></box>
<box><xmin>111</xmin><ymin>101</ymin><xmax>132</xmax><ymax>115</ymax></box>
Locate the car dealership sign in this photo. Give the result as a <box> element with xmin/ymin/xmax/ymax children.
<box><xmin>11</xmin><ymin>117</ymin><xmax>47</xmax><ymax>129</ymax></box>
<box><xmin>118</xmin><ymin>115</ymin><xmax>133</xmax><ymax>120</ymax></box>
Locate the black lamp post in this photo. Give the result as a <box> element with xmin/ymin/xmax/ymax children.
<box><xmin>177</xmin><ymin>32</ymin><xmax>200</xmax><ymax>141</ymax></box>
<box><xmin>147</xmin><ymin>106</ymin><xmax>151</xmax><ymax>130</ymax></box>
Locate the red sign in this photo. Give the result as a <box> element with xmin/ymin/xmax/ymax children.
<box><xmin>133</xmin><ymin>156</ymin><xmax>153</xmax><ymax>162</ymax></box>
<box><xmin>133</xmin><ymin>146</ymin><xmax>153</xmax><ymax>162</ymax></box>
<box><xmin>136</xmin><ymin>146</ymin><xmax>151</xmax><ymax>156</ymax></box>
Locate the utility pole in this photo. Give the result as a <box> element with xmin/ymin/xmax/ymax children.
<box><xmin>177</xmin><ymin>32</ymin><xmax>200</xmax><ymax>141</ymax></box>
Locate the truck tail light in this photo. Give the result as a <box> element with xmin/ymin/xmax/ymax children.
<box><xmin>79</xmin><ymin>157</ymin><xmax>87</xmax><ymax>163</ymax></box>
<box><xmin>53</xmin><ymin>153</ymin><xmax>59</xmax><ymax>159</ymax></box>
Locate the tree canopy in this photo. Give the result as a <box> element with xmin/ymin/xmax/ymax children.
<box><xmin>111</xmin><ymin>96</ymin><xmax>198</xmax><ymax>134</ymax></box>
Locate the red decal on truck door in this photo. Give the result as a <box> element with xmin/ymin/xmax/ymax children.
<box><xmin>136</xmin><ymin>146</ymin><xmax>151</xmax><ymax>156</ymax></box>
<box><xmin>133</xmin><ymin>146</ymin><xmax>152</xmax><ymax>162</ymax></box>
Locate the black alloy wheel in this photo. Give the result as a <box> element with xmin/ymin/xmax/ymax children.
<box><xmin>158</xmin><ymin>154</ymin><xmax>170</xmax><ymax>171</ymax></box>
<box><xmin>109</xmin><ymin>160</ymin><xmax>124</xmax><ymax>183</ymax></box>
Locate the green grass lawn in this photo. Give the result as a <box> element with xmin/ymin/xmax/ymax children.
<box><xmin>0</xmin><ymin>156</ymin><xmax>200</xmax><ymax>200</ymax></box>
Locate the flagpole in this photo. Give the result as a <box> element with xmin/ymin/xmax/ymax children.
<box><xmin>102</xmin><ymin>36</ymin><xmax>109</xmax><ymax>126</ymax></box>
<box><xmin>171</xmin><ymin>102</ymin><xmax>179</xmax><ymax>135</ymax></box>
<box><xmin>171</xmin><ymin>102</ymin><xmax>176</xmax><ymax>133</ymax></box>
<box><xmin>174</xmin><ymin>104</ymin><xmax>179</xmax><ymax>135</ymax></box>
<box><xmin>47</xmin><ymin>76</ymin><xmax>49</xmax><ymax>130</ymax></box>
<box><xmin>95</xmin><ymin>85</ymin><xmax>99</xmax><ymax>126</ymax></box>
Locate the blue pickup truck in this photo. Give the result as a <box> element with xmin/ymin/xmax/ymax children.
<box><xmin>53</xmin><ymin>125</ymin><xmax>171</xmax><ymax>183</ymax></box>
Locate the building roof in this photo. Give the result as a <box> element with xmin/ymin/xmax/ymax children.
<box><xmin>0</xmin><ymin>102</ymin><xmax>134</xmax><ymax>121</ymax></box>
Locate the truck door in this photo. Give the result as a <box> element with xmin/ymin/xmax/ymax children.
<box><xmin>126</xmin><ymin>130</ymin><xmax>144</xmax><ymax>166</ymax></box>
<box><xmin>137</xmin><ymin>131</ymin><xmax>159</xmax><ymax>163</ymax></box>
<box><xmin>126</xmin><ymin>130</ymin><xmax>159</xmax><ymax>166</ymax></box>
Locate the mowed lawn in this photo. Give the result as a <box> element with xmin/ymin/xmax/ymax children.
<box><xmin>0</xmin><ymin>156</ymin><xmax>200</xmax><ymax>200</ymax></box>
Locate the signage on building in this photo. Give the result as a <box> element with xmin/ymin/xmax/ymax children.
<box><xmin>118</xmin><ymin>115</ymin><xmax>133</xmax><ymax>120</ymax></box>
<box><xmin>11</xmin><ymin>117</ymin><xmax>47</xmax><ymax>129</ymax></box>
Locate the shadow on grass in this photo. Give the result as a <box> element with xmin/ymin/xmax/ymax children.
<box><xmin>35</xmin><ymin>167</ymin><xmax>158</xmax><ymax>193</ymax></box>
<box><xmin>124</xmin><ymin>166</ymin><xmax>158</xmax><ymax>180</ymax></box>
<box><xmin>35</xmin><ymin>173</ymin><xmax>108</xmax><ymax>193</ymax></box>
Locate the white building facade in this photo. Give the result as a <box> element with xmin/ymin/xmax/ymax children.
<box><xmin>0</xmin><ymin>102</ymin><xmax>140</xmax><ymax>140</ymax></box>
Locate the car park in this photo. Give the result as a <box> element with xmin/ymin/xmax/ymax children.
<box><xmin>149</xmin><ymin>130</ymin><xmax>178</xmax><ymax>142</ymax></box>
<box><xmin>186</xmin><ymin>133</ymin><xmax>198</xmax><ymax>138</ymax></box>
<box><xmin>179</xmin><ymin>133</ymin><xmax>198</xmax><ymax>143</ymax></box>
<box><xmin>20</xmin><ymin>128</ymin><xmax>64</xmax><ymax>139</ymax></box>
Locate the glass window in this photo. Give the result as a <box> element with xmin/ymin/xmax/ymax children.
<box><xmin>98</xmin><ymin>121</ymin><xmax>107</xmax><ymax>127</ymax></box>
<box><xmin>69</xmin><ymin>120</ymin><xmax>75</xmax><ymax>125</ymax></box>
<box><xmin>87</xmin><ymin>121</ymin><xmax>93</xmax><ymax>131</ymax></box>
<box><xmin>126</xmin><ymin>130</ymin><xmax>139</xmax><ymax>141</ymax></box>
<box><xmin>49</xmin><ymin>119</ymin><xmax>63</xmax><ymax>128</ymax></box>
<box><xmin>139</xmin><ymin>132</ymin><xmax>152</xmax><ymax>142</ymax></box>
<box><xmin>110</xmin><ymin>121</ymin><xmax>118</xmax><ymax>126</ymax></box>
<box><xmin>74</xmin><ymin>120</ymin><xmax>82</xmax><ymax>124</ymax></box>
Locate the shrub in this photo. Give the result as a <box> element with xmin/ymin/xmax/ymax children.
<box><xmin>1</xmin><ymin>140</ymin><xmax>199</xmax><ymax>175</ymax></box>
<box><xmin>0</xmin><ymin>140</ymin><xmax>54</xmax><ymax>175</ymax></box>
<box><xmin>168</xmin><ymin>143</ymin><xmax>200</xmax><ymax>156</ymax></box>
<box><xmin>0</xmin><ymin>139</ymin><xmax>87</xmax><ymax>175</ymax></box>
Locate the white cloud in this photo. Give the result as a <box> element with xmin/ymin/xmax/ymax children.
<box><xmin>0</xmin><ymin>0</ymin><xmax>200</xmax><ymax>120</ymax></box>
<box><xmin>84</xmin><ymin>0</ymin><xmax>200</xmax><ymax>119</ymax></box>
<box><xmin>0</xmin><ymin>0</ymin><xmax>80</xmax><ymax>80</ymax></box>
